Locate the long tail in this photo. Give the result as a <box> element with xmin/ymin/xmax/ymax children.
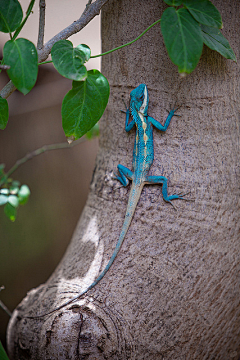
<box><xmin>27</xmin><ymin>182</ymin><xmax>144</xmax><ymax>318</ymax></box>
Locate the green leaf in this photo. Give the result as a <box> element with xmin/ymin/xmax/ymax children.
<box><xmin>62</xmin><ymin>70</ymin><xmax>110</xmax><ymax>140</ymax></box>
<box><xmin>12</xmin><ymin>180</ymin><xmax>20</xmax><ymax>187</ymax></box>
<box><xmin>161</xmin><ymin>7</ymin><xmax>203</xmax><ymax>73</ymax></box>
<box><xmin>18</xmin><ymin>184</ymin><xmax>30</xmax><ymax>205</ymax></box>
<box><xmin>76</xmin><ymin>44</ymin><xmax>91</xmax><ymax>62</ymax></box>
<box><xmin>9</xmin><ymin>185</ymin><xmax>19</xmax><ymax>194</ymax></box>
<box><xmin>0</xmin><ymin>188</ymin><xmax>9</xmax><ymax>195</ymax></box>
<box><xmin>51</xmin><ymin>40</ymin><xmax>88</xmax><ymax>81</ymax></box>
<box><xmin>0</xmin><ymin>194</ymin><xmax>8</xmax><ymax>205</ymax></box>
<box><xmin>8</xmin><ymin>195</ymin><xmax>19</xmax><ymax>207</ymax></box>
<box><xmin>3</xmin><ymin>38</ymin><xmax>38</xmax><ymax>95</ymax></box>
<box><xmin>0</xmin><ymin>97</ymin><xmax>9</xmax><ymax>130</ymax></box>
<box><xmin>164</xmin><ymin>0</ymin><xmax>182</xmax><ymax>5</ymax></box>
<box><xmin>0</xmin><ymin>341</ymin><xmax>10</xmax><ymax>360</ymax></box>
<box><xmin>0</xmin><ymin>0</ymin><xmax>23</xmax><ymax>33</ymax></box>
<box><xmin>85</xmin><ymin>123</ymin><xmax>100</xmax><ymax>139</ymax></box>
<box><xmin>201</xmin><ymin>25</ymin><xmax>237</xmax><ymax>61</ymax></box>
<box><xmin>4</xmin><ymin>202</ymin><xmax>17</xmax><ymax>221</ymax></box>
<box><xmin>183</xmin><ymin>0</ymin><xmax>222</xmax><ymax>29</ymax></box>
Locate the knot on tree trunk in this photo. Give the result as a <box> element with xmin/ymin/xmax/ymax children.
<box><xmin>7</xmin><ymin>295</ymin><xmax>134</xmax><ymax>359</ymax></box>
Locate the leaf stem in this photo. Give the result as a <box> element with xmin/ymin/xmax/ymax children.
<box><xmin>39</xmin><ymin>19</ymin><xmax>161</xmax><ymax>66</ymax></box>
<box><xmin>38</xmin><ymin>60</ymin><xmax>53</xmax><ymax>65</ymax></box>
<box><xmin>12</xmin><ymin>0</ymin><xmax>36</xmax><ymax>41</ymax></box>
<box><xmin>91</xmin><ymin>18</ymin><xmax>161</xmax><ymax>58</ymax></box>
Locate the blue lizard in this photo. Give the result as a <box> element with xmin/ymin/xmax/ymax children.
<box><xmin>28</xmin><ymin>84</ymin><xmax>188</xmax><ymax>318</ymax></box>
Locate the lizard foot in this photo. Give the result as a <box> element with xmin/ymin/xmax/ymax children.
<box><xmin>166</xmin><ymin>103</ymin><xmax>182</xmax><ymax>116</ymax></box>
<box><xmin>111</xmin><ymin>172</ymin><xmax>125</xmax><ymax>190</ymax></box>
<box><xmin>167</xmin><ymin>191</ymin><xmax>194</xmax><ymax>210</ymax></box>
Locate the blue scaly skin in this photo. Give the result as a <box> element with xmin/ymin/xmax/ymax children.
<box><xmin>27</xmin><ymin>84</ymin><xmax>189</xmax><ymax>318</ymax></box>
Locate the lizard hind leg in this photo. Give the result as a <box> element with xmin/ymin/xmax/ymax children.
<box><xmin>145</xmin><ymin>175</ymin><xmax>191</xmax><ymax>209</ymax></box>
<box><xmin>113</xmin><ymin>164</ymin><xmax>133</xmax><ymax>187</ymax></box>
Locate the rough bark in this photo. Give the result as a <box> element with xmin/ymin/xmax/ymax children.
<box><xmin>7</xmin><ymin>0</ymin><xmax>240</xmax><ymax>359</ymax></box>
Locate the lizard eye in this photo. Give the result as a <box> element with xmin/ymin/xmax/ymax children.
<box><xmin>139</xmin><ymin>94</ymin><xmax>144</xmax><ymax>101</ymax></box>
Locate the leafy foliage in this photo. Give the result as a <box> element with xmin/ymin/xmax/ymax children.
<box><xmin>51</xmin><ymin>41</ymin><xmax>110</xmax><ymax>139</ymax></box>
<box><xmin>0</xmin><ymin>165</ymin><xmax>30</xmax><ymax>222</ymax></box>
<box><xmin>0</xmin><ymin>0</ymin><xmax>109</xmax><ymax>144</ymax></box>
<box><xmin>162</xmin><ymin>0</ymin><xmax>236</xmax><ymax>74</ymax></box>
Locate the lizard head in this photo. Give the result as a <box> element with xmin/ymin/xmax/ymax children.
<box><xmin>130</xmin><ymin>84</ymin><xmax>149</xmax><ymax>116</ymax></box>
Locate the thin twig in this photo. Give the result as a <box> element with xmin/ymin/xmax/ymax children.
<box><xmin>0</xmin><ymin>287</ymin><xmax>12</xmax><ymax>318</ymax></box>
<box><xmin>41</xmin><ymin>0</ymin><xmax>108</xmax><ymax>59</ymax></box>
<box><xmin>0</xmin><ymin>300</ymin><xmax>12</xmax><ymax>317</ymax></box>
<box><xmin>0</xmin><ymin>137</ymin><xmax>86</xmax><ymax>186</ymax></box>
<box><xmin>37</xmin><ymin>0</ymin><xmax>46</xmax><ymax>50</ymax></box>
<box><xmin>0</xmin><ymin>0</ymin><xmax>109</xmax><ymax>99</ymax></box>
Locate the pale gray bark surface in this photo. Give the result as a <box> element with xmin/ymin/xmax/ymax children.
<box><xmin>7</xmin><ymin>0</ymin><xmax>240</xmax><ymax>359</ymax></box>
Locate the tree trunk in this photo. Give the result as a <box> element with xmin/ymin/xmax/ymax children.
<box><xmin>7</xmin><ymin>0</ymin><xmax>240</xmax><ymax>359</ymax></box>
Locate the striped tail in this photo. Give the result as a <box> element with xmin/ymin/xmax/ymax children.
<box><xmin>27</xmin><ymin>182</ymin><xmax>144</xmax><ymax>318</ymax></box>
<box><xmin>84</xmin><ymin>181</ymin><xmax>144</xmax><ymax>291</ymax></box>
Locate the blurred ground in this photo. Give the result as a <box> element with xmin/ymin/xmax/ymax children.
<box><xmin>0</xmin><ymin>0</ymin><xmax>101</xmax><ymax>349</ymax></box>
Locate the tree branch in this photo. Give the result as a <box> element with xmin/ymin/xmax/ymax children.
<box><xmin>0</xmin><ymin>81</ymin><xmax>16</xmax><ymax>99</ymax></box>
<box><xmin>37</xmin><ymin>0</ymin><xmax>46</xmax><ymax>50</ymax></box>
<box><xmin>83</xmin><ymin>0</ymin><xmax>93</xmax><ymax>16</ymax></box>
<box><xmin>0</xmin><ymin>0</ymin><xmax>109</xmax><ymax>99</ymax></box>
<box><xmin>0</xmin><ymin>137</ymin><xmax>87</xmax><ymax>186</ymax></box>
<box><xmin>40</xmin><ymin>0</ymin><xmax>108</xmax><ymax>61</ymax></box>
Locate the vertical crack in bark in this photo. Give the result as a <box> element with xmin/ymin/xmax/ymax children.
<box><xmin>76</xmin><ymin>312</ymin><xmax>84</xmax><ymax>359</ymax></box>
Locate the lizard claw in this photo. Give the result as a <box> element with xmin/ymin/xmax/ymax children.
<box><xmin>167</xmin><ymin>191</ymin><xmax>194</xmax><ymax>208</ymax></box>
<box><xmin>166</xmin><ymin>103</ymin><xmax>182</xmax><ymax>117</ymax></box>
<box><xmin>177</xmin><ymin>191</ymin><xmax>195</xmax><ymax>201</ymax></box>
<box><xmin>121</xmin><ymin>96</ymin><xmax>129</xmax><ymax>110</ymax></box>
<box><xmin>169</xmin><ymin>201</ymin><xmax>178</xmax><ymax>211</ymax></box>
<box><xmin>173</xmin><ymin>103</ymin><xmax>182</xmax><ymax>111</ymax></box>
<box><xmin>173</xmin><ymin>103</ymin><xmax>183</xmax><ymax>116</ymax></box>
<box><xmin>112</xmin><ymin>172</ymin><xmax>119</xmax><ymax>180</ymax></box>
